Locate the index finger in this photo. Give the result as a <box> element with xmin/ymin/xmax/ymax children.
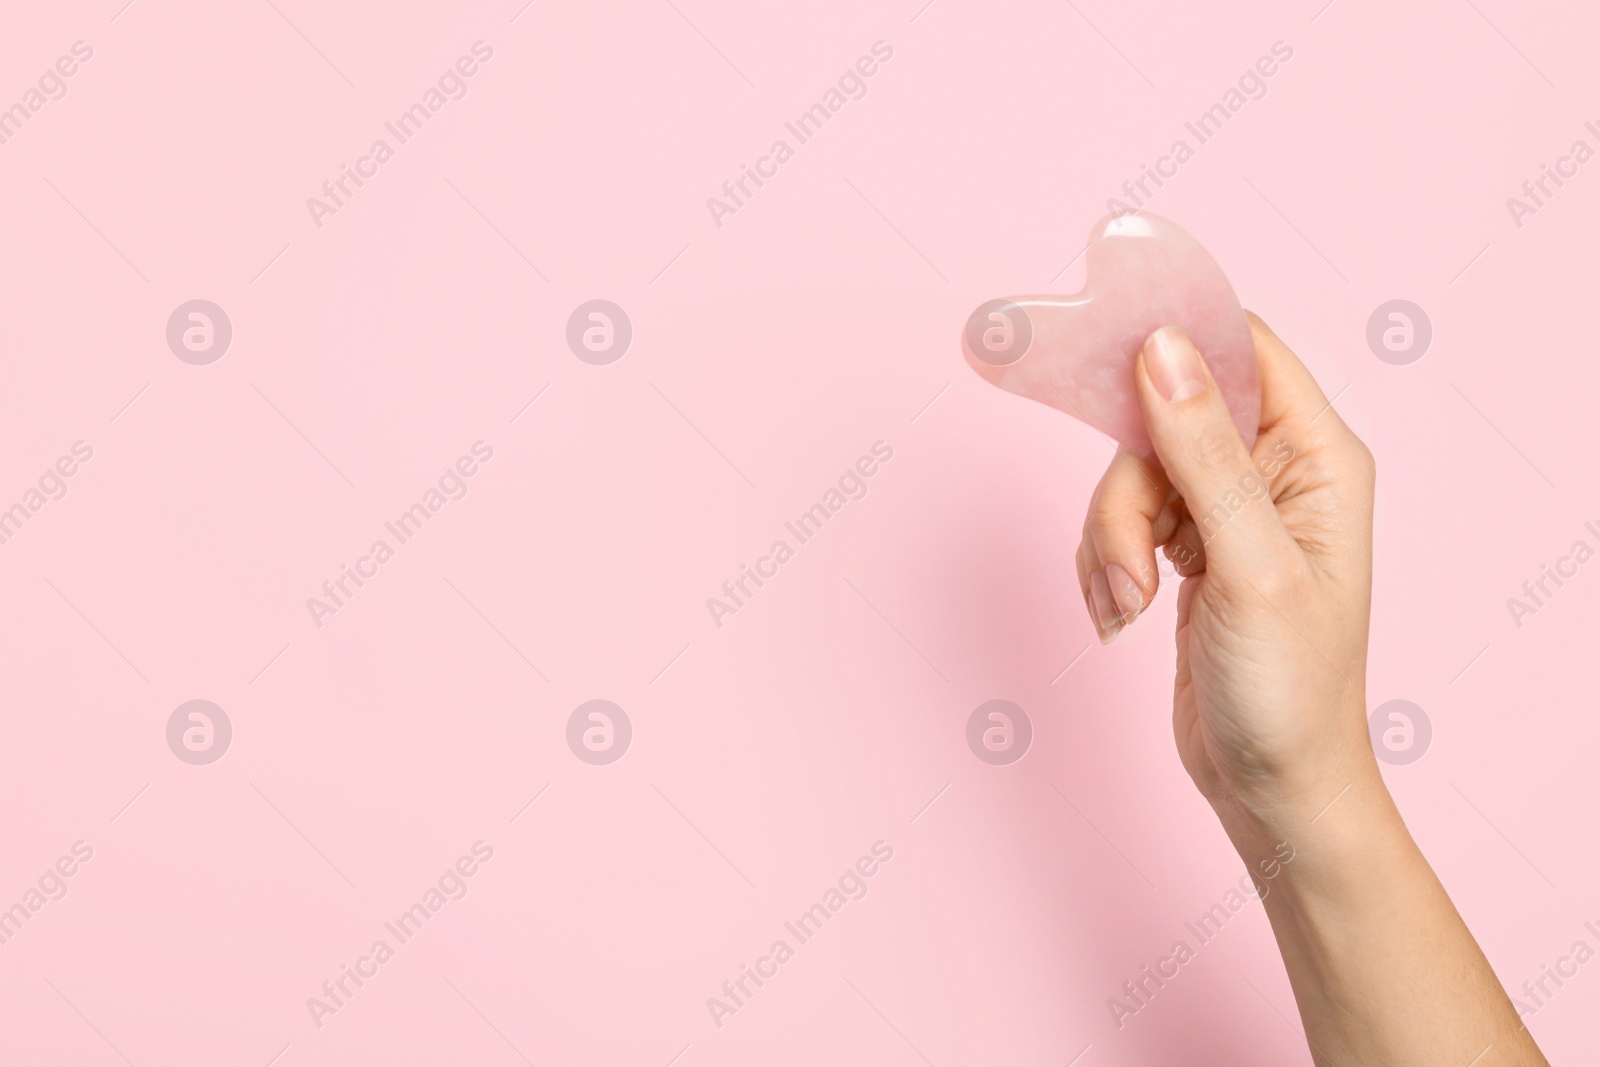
<box><xmin>1078</xmin><ymin>447</ymin><xmax>1178</xmax><ymax>642</ymax></box>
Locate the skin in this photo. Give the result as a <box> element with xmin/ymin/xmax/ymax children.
<box><xmin>1075</xmin><ymin>315</ymin><xmax>1550</xmax><ymax>1065</ymax></box>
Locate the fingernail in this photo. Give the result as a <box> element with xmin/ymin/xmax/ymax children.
<box><xmin>1144</xmin><ymin>326</ymin><xmax>1206</xmax><ymax>402</ymax></box>
<box><xmin>1089</xmin><ymin>570</ymin><xmax>1122</xmax><ymax>644</ymax></box>
<box><xmin>1105</xmin><ymin>562</ymin><xmax>1145</xmax><ymax>623</ymax></box>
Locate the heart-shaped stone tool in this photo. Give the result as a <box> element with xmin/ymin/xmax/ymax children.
<box><xmin>961</xmin><ymin>212</ymin><xmax>1258</xmax><ymax>460</ymax></box>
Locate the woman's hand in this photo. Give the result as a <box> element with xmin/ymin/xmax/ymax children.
<box><xmin>1075</xmin><ymin>314</ymin><xmax>1550</xmax><ymax>1066</ymax></box>
<box><xmin>1074</xmin><ymin>315</ymin><xmax>1378</xmax><ymax>825</ymax></box>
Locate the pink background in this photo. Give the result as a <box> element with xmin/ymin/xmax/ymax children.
<box><xmin>2</xmin><ymin>0</ymin><xmax>1597</xmax><ymax>1063</ymax></box>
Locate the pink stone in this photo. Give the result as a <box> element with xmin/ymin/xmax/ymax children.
<box><xmin>961</xmin><ymin>212</ymin><xmax>1258</xmax><ymax>459</ymax></box>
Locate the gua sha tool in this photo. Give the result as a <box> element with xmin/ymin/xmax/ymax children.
<box><xmin>961</xmin><ymin>212</ymin><xmax>1259</xmax><ymax>459</ymax></box>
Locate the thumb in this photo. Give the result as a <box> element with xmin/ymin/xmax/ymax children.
<box><xmin>1135</xmin><ymin>326</ymin><xmax>1295</xmax><ymax>578</ymax></box>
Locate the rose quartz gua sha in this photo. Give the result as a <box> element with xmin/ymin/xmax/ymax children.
<box><xmin>961</xmin><ymin>212</ymin><xmax>1258</xmax><ymax>459</ymax></box>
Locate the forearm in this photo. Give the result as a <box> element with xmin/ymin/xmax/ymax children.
<box><xmin>1078</xmin><ymin>319</ymin><xmax>1548</xmax><ymax>1061</ymax></box>
<box><xmin>1217</xmin><ymin>759</ymin><xmax>1549</xmax><ymax>1067</ymax></box>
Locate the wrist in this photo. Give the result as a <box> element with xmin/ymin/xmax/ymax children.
<box><xmin>1208</xmin><ymin>689</ymin><xmax>1384</xmax><ymax>839</ymax></box>
<box><xmin>1210</xmin><ymin>746</ymin><xmax>1398</xmax><ymax>872</ymax></box>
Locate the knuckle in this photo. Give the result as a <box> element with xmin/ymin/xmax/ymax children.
<box><xmin>1350</xmin><ymin>437</ymin><xmax>1377</xmax><ymax>481</ymax></box>
<box><xmin>1248</xmin><ymin>569</ymin><xmax>1289</xmax><ymax>606</ymax></box>
<box><xmin>1189</xmin><ymin>422</ymin><xmax>1241</xmax><ymax>472</ymax></box>
<box><xmin>1085</xmin><ymin>494</ymin><xmax>1133</xmax><ymax>540</ymax></box>
<box><xmin>1243</xmin><ymin>553</ymin><xmax>1307</xmax><ymax>606</ymax></box>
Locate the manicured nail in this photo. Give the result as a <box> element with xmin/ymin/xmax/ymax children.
<box><xmin>1089</xmin><ymin>570</ymin><xmax>1122</xmax><ymax>644</ymax></box>
<box><xmin>1105</xmin><ymin>562</ymin><xmax>1145</xmax><ymax>623</ymax></box>
<box><xmin>1144</xmin><ymin>326</ymin><xmax>1205</xmax><ymax>402</ymax></box>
